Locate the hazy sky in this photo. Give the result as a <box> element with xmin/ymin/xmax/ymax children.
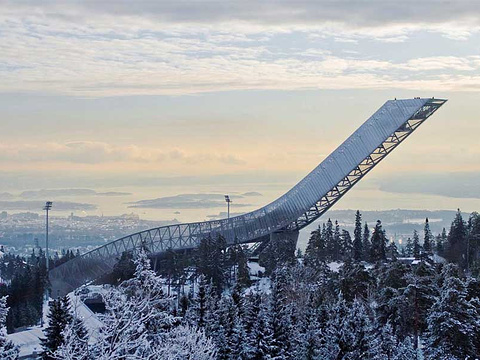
<box><xmin>1</xmin><ymin>1</ymin><xmax>480</xmax><ymax>215</ymax></box>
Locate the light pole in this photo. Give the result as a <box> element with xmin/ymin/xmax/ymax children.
<box><xmin>43</xmin><ymin>201</ymin><xmax>52</xmax><ymax>284</ymax></box>
<box><xmin>224</xmin><ymin>195</ymin><xmax>232</xmax><ymax>219</ymax></box>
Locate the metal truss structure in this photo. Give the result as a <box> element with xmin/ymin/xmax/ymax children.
<box><xmin>50</xmin><ymin>98</ymin><xmax>446</xmax><ymax>296</ymax></box>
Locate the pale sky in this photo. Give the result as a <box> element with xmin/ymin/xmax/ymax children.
<box><xmin>1</xmin><ymin>1</ymin><xmax>480</xmax><ymax>216</ymax></box>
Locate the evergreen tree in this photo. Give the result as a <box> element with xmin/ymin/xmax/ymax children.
<box><xmin>340</xmin><ymin>229</ymin><xmax>353</xmax><ymax>261</ymax></box>
<box><xmin>304</xmin><ymin>225</ymin><xmax>326</xmax><ymax>266</ymax></box>
<box><xmin>362</xmin><ymin>223</ymin><xmax>371</xmax><ymax>262</ymax></box>
<box><xmin>387</xmin><ymin>240</ymin><xmax>399</xmax><ymax>261</ymax></box>
<box><xmin>392</xmin><ymin>336</ymin><xmax>417</xmax><ymax>360</ymax></box>
<box><xmin>370</xmin><ymin>220</ymin><xmax>387</xmax><ymax>262</ymax></box>
<box><xmin>236</xmin><ymin>246</ymin><xmax>251</xmax><ymax>289</ymax></box>
<box><xmin>405</xmin><ymin>237</ymin><xmax>414</xmax><ymax>257</ymax></box>
<box><xmin>325</xmin><ymin>219</ymin><xmax>334</xmax><ymax>260</ymax></box>
<box><xmin>41</xmin><ymin>297</ymin><xmax>73</xmax><ymax>360</ymax></box>
<box><xmin>270</xmin><ymin>269</ymin><xmax>293</xmax><ymax>358</ymax></box>
<box><xmin>466</xmin><ymin>212</ymin><xmax>480</xmax><ymax>273</ymax></box>
<box><xmin>445</xmin><ymin>209</ymin><xmax>467</xmax><ymax>268</ymax></box>
<box><xmin>339</xmin><ymin>261</ymin><xmax>375</xmax><ymax>302</ymax></box>
<box><xmin>333</xmin><ymin>221</ymin><xmax>341</xmax><ymax>261</ymax></box>
<box><xmin>424</xmin><ymin>275</ymin><xmax>480</xmax><ymax>359</ymax></box>
<box><xmin>53</xmin><ymin>316</ymin><xmax>88</xmax><ymax>360</ymax></box>
<box><xmin>437</xmin><ymin>227</ymin><xmax>447</xmax><ymax>256</ymax></box>
<box><xmin>435</xmin><ymin>234</ymin><xmax>443</xmax><ymax>256</ymax></box>
<box><xmin>412</xmin><ymin>230</ymin><xmax>421</xmax><ymax>259</ymax></box>
<box><xmin>353</xmin><ymin>210</ymin><xmax>363</xmax><ymax>262</ymax></box>
<box><xmin>196</xmin><ymin>235</ymin><xmax>227</xmax><ymax>290</ymax></box>
<box><xmin>423</xmin><ymin>218</ymin><xmax>433</xmax><ymax>256</ymax></box>
<box><xmin>399</xmin><ymin>262</ymin><xmax>438</xmax><ymax>346</ymax></box>
<box><xmin>109</xmin><ymin>251</ymin><xmax>135</xmax><ymax>285</ymax></box>
<box><xmin>318</xmin><ymin>297</ymin><xmax>375</xmax><ymax>359</ymax></box>
<box><xmin>0</xmin><ymin>296</ymin><xmax>18</xmax><ymax>360</ymax></box>
<box><xmin>93</xmin><ymin>250</ymin><xmax>178</xmax><ymax>358</ymax></box>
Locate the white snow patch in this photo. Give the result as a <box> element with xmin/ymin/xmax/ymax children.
<box><xmin>7</xmin><ymin>326</ymin><xmax>43</xmax><ymax>358</ymax></box>
<box><xmin>248</xmin><ymin>261</ymin><xmax>265</xmax><ymax>277</ymax></box>
<box><xmin>328</xmin><ymin>261</ymin><xmax>343</xmax><ymax>273</ymax></box>
<box><xmin>244</xmin><ymin>278</ymin><xmax>271</xmax><ymax>295</ymax></box>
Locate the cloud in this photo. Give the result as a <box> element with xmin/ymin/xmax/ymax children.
<box><xmin>0</xmin><ymin>142</ymin><xmax>246</xmax><ymax>165</ymax></box>
<box><xmin>0</xmin><ymin>2</ymin><xmax>479</xmax><ymax>96</ymax></box>
<box><xmin>3</xmin><ymin>1</ymin><xmax>480</xmax><ymax>27</ymax></box>
<box><xmin>127</xmin><ymin>193</ymin><xmax>250</xmax><ymax>209</ymax></box>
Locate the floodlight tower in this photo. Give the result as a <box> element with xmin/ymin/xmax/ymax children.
<box><xmin>224</xmin><ymin>195</ymin><xmax>232</xmax><ymax>219</ymax></box>
<box><xmin>44</xmin><ymin>201</ymin><xmax>52</xmax><ymax>276</ymax></box>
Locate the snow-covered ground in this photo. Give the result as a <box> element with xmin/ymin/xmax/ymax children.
<box><xmin>7</xmin><ymin>326</ymin><xmax>43</xmax><ymax>359</ymax></box>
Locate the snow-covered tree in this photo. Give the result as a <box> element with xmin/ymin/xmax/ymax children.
<box><xmin>92</xmin><ymin>250</ymin><xmax>178</xmax><ymax>359</ymax></box>
<box><xmin>41</xmin><ymin>297</ymin><xmax>73</xmax><ymax>360</ymax></box>
<box><xmin>53</xmin><ymin>317</ymin><xmax>89</xmax><ymax>360</ymax></box>
<box><xmin>155</xmin><ymin>325</ymin><xmax>217</xmax><ymax>360</ymax></box>
<box><xmin>318</xmin><ymin>297</ymin><xmax>375</xmax><ymax>359</ymax></box>
<box><xmin>423</xmin><ymin>275</ymin><xmax>480</xmax><ymax>359</ymax></box>
<box><xmin>0</xmin><ymin>296</ymin><xmax>19</xmax><ymax>360</ymax></box>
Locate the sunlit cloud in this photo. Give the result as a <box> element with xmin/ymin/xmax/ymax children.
<box><xmin>0</xmin><ymin>142</ymin><xmax>246</xmax><ymax>166</ymax></box>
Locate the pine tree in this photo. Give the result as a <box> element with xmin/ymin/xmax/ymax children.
<box><xmin>405</xmin><ymin>237</ymin><xmax>414</xmax><ymax>257</ymax></box>
<box><xmin>466</xmin><ymin>212</ymin><xmax>480</xmax><ymax>273</ymax></box>
<box><xmin>400</xmin><ymin>262</ymin><xmax>438</xmax><ymax>346</ymax></box>
<box><xmin>423</xmin><ymin>218</ymin><xmax>433</xmax><ymax>256</ymax></box>
<box><xmin>435</xmin><ymin>233</ymin><xmax>443</xmax><ymax>256</ymax></box>
<box><xmin>445</xmin><ymin>209</ymin><xmax>467</xmax><ymax>268</ymax></box>
<box><xmin>41</xmin><ymin>296</ymin><xmax>73</xmax><ymax>360</ymax></box>
<box><xmin>53</xmin><ymin>316</ymin><xmax>89</xmax><ymax>360</ymax></box>
<box><xmin>325</xmin><ymin>219</ymin><xmax>334</xmax><ymax>260</ymax></box>
<box><xmin>0</xmin><ymin>296</ymin><xmax>19</xmax><ymax>360</ymax></box>
<box><xmin>196</xmin><ymin>235</ymin><xmax>227</xmax><ymax>291</ymax></box>
<box><xmin>362</xmin><ymin>223</ymin><xmax>371</xmax><ymax>262</ymax></box>
<box><xmin>236</xmin><ymin>246</ymin><xmax>251</xmax><ymax>289</ymax></box>
<box><xmin>423</xmin><ymin>275</ymin><xmax>480</xmax><ymax>359</ymax></box>
<box><xmin>340</xmin><ymin>230</ymin><xmax>353</xmax><ymax>261</ymax></box>
<box><xmin>93</xmin><ymin>250</ymin><xmax>178</xmax><ymax>358</ymax></box>
<box><xmin>370</xmin><ymin>220</ymin><xmax>387</xmax><ymax>262</ymax></box>
<box><xmin>437</xmin><ymin>227</ymin><xmax>447</xmax><ymax>256</ymax></box>
<box><xmin>387</xmin><ymin>240</ymin><xmax>399</xmax><ymax>261</ymax></box>
<box><xmin>392</xmin><ymin>336</ymin><xmax>417</xmax><ymax>360</ymax></box>
<box><xmin>412</xmin><ymin>230</ymin><xmax>421</xmax><ymax>259</ymax></box>
<box><xmin>304</xmin><ymin>225</ymin><xmax>326</xmax><ymax>266</ymax></box>
<box><xmin>270</xmin><ymin>269</ymin><xmax>293</xmax><ymax>358</ymax></box>
<box><xmin>318</xmin><ymin>297</ymin><xmax>375</xmax><ymax>359</ymax></box>
<box><xmin>353</xmin><ymin>210</ymin><xmax>363</xmax><ymax>262</ymax></box>
<box><xmin>333</xmin><ymin>221</ymin><xmax>341</xmax><ymax>261</ymax></box>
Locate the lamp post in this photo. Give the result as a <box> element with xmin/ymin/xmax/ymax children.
<box><xmin>43</xmin><ymin>201</ymin><xmax>52</xmax><ymax>286</ymax></box>
<box><xmin>224</xmin><ymin>195</ymin><xmax>232</xmax><ymax>219</ymax></box>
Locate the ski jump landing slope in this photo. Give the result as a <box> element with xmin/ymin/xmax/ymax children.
<box><xmin>50</xmin><ymin>97</ymin><xmax>446</xmax><ymax>296</ymax></box>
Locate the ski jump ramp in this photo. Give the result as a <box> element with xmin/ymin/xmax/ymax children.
<box><xmin>51</xmin><ymin>98</ymin><xmax>446</xmax><ymax>296</ymax></box>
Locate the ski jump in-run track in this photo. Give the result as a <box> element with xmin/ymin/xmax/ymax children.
<box><xmin>50</xmin><ymin>97</ymin><xmax>447</xmax><ymax>296</ymax></box>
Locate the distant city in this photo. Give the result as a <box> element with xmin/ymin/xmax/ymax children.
<box><xmin>0</xmin><ymin>207</ymin><xmax>466</xmax><ymax>257</ymax></box>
